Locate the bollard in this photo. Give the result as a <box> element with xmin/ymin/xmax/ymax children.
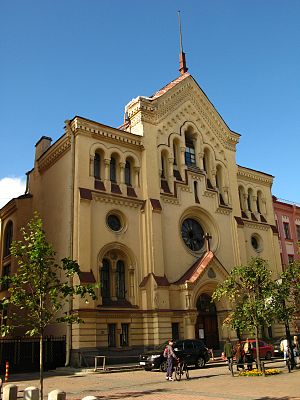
<box><xmin>3</xmin><ymin>384</ymin><xmax>18</xmax><ymax>400</ymax></box>
<box><xmin>48</xmin><ymin>390</ymin><xmax>66</xmax><ymax>400</ymax></box>
<box><xmin>82</xmin><ymin>397</ymin><xmax>99</xmax><ymax>400</ymax></box>
<box><xmin>4</xmin><ymin>362</ymin><xmax>9</xmax><ymax>383</ymax></box>
<box><xmin>23</xmin><ymin>387</ymin><xmax>39</xmax><ymax>400</ymax></box>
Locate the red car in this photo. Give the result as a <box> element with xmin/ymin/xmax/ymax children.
<box><xmin>222</xmin><ymin>339</ymin><xmax>274</xmax><ymax>360</ymax></box>
<box><xmin>241</xmin><ymin>339</ymin><xmax>274</xmax><ymax>360</ymax></box>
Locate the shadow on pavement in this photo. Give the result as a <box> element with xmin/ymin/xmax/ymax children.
<box><xmin>255</xmin><ymin>398</ymin><xmax>300</xmax><ymax>400</ymax></box>
<box><xmin>95</xmin><ymin>388</ymin><xmax>168</xmax><ymax>399</ymax></box>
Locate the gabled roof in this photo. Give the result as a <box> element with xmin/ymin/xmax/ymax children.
<box><xmin>174</xmin><ymin>251</ymin><xmax>214</xmax><ymax>285</ymax></box>
<box><xmin>150</xmin><ymin>72</ymin><xmax>190</xmax><ymax>99</ymax></box>
<box><xmin>139</xmin><ymin>273</ymin><xmax>170</xmax><ymax>288</ymax></box>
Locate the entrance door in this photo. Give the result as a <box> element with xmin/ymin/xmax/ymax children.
<box><xmin>195</xmin><ymin>294</ymin><xmax>219</xmax><ymax>349</ymax></box>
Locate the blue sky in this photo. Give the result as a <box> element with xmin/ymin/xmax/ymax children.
<box><xmin>1</xmin><ymin>0</ymin><xmax>299</xmax><ymax>207</ymax></box>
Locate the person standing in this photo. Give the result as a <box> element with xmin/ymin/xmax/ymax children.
<box><xmin>244</xmin><ymin>339</ymin><xmax>253</xmax><ymax>371</ymax></box>
<box><xmin>223</xmin><ymin>338</ymin><xmax>234</xmax><ymax>370</ymax></box>
<box><xmin>164</xmin><ymin>339</ymin><xmax>178</xmax><ymax>381</ymax></box>
<box><xmin>280</xmin><ymin>337</ymin><xmax>289</xmax><ymax>361</ymax></box>
<box><xmin>235</xmin><ymin>342</ymin><xmax>245</xmax><ymax>371</ymax></box>
<box><xmin>293</xmin><ymin>336</ymin><xmax>299</xmax><ymax>364</ymax></box>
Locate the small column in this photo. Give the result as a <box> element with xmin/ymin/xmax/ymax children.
<box><xmin>223</xmin><ymin>186</ymin><xmax>229</xmax><ymax>205</ymax></box>
<box><xmin>48</xmin><ymin>390</ymin><xmax>66</xmax><ymax>400</ymax></box>
<box><xmin>211</xmin><ymin>169</ymin><xmax>217</xmax><ymax>188</ymax></box>
<box><xmin>252</xmin><ymin>195</ymin><xmax>258</xmax><ymax>213</ymax></box>
<box><xmin>3</xmin><ymin>384</ymin><xmax>18</xmax><ymax>400</ymax></box>
<box><xmin>111</xmin><ymin>261</ymin><xmax>117</xmax><ymax>301</ymax></box>
<box><xmin>133</xmin><ymin>166</ymin><xmax>140</xmax><ymax>188</ymax></box>
<box><xmin>104</xmin><ymin>158</ymin><xmax>110</xmax><ymax>185</ymax></box>
<box><xmin>168</xmin><ymin>157</ymin><xmax>174</xmax><ymax>191</ymax></box>
<box><xmin>199</xmin><ymin>151</ymin><xmax>204</xmax><ymax>170</ymax></box>
<box><xmin>90</xmin><ymin>155</ymin><xmax>94</xmax><ymax>177</ymax></box>
<box><xmin>23</xmin><ymin>387</ymin><xmax>39</xmax><ymax>400</ymax></box>
<box><xmin>128</xmin><ymin>266</ymin><xmax>135</xmax><ymax>303</ymax></box>
<box><xmin>119</xmin><ymin>161</ymin><xmax>126</xmax><ymax>193</ymax></box>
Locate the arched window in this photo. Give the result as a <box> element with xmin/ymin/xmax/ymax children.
<box><xmin>110</xmin><ymin>157</ymin><xmax>117</xmax><ymax>182</ymax></box>
<box><xmin>3</xmin><ymin>221</ymin><xmax>13</xmax><ymax>258</ymax></box>
<box><xmin>185</xmin><ymin>136</ymin><xmax>195</xmax><ymax>166</ymax></box>
<box><xmin>161</xmin><ymin>152</ymin><xmax>168</xmax><ymax>179</ymax></box>
<box><xmin>247</xmin><ymin>189</ymin><xmax>253</xmax><ymax>212</ymax></box>
<box><xmin>173</xmin><ymin>141</ymin><xmax>178</xmax><ymax>166</ymax></box>
<box><xmin>116</xmin><ymin>260</ymin><xmax>125</xmax><ymax>299</ymax></box>
<box><xmin>125</xmin><ymin>161</ymin><xmax>131</xmax><ymax>186</ymax></box>
<box><xmin>101</xmin><ymin>258</ymin><xmax>110</xmax><ymax>300</ymax></box>
<box><xmin>94</xmin><ymin>153</ymin><xmax>101</xmax><ymax>180</ymax></box>
<box><xmin>238</xmin><ymin>186</ymin><xmax>245</xmax><ymax>211</ymax></box>
<box><xmin>257</xmin><ymin>191</ymin><xmax>263</xmax><ymax>214</ymax></box>
<box><xmin>194</xmin><ymin>181</ymin><xmax>199</xmax><ymax>203</ymax></box>
<box><xmin>196</xmin><ymin>293</ymin><xmax>216</xmax><ymax>313</ymax></box>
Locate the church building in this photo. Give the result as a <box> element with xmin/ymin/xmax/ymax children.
<box><xmin>0</xmin><ymin>50</ymin><xmax>282</xmax><ymax>363</ymax></box>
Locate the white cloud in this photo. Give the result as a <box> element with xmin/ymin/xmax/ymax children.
<box><xmin>0</xmin><ymin>177</ymin><xmax>27</xmax><ymax>209</ymax></box>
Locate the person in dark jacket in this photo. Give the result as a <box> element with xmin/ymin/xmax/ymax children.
<box><xmin>235</xmin><ymin>342</ymin><xmax>245</xmax><ymax>371</ymax></box>
<box><xmin>224</xmin><ymin>338</ymin><xmax>234</xmax><ymax>370</ymax></box>
<box><xmin>243</xmin><ymin>339</ymin><xmax>253</xmax><ymax>370</ymax></box>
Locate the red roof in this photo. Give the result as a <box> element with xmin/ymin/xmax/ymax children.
<box><xmin>150</xmin><ymin>72</ymin><xmax>190</xmax><ymax>99</ymax></box>
<box><xmin>174</xmin><ymin>251</ymin><xmax>214</xmax><ymax>285</ymax></box>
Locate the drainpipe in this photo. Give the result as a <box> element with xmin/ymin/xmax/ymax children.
<box><xmin>65</xmin><ymin>119</ymin><xmax>76</xmax><ymax>366</ymax></box>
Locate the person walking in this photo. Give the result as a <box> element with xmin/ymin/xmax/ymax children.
<box><xmin>293</xmin><ymin>336</ymin><xmax>299</xmax><ymax>364</ymax></box>
<box><xmin>243</xmin><ymin>339</ymin><xmax>253</xmax><ymax>371</ymax></box>
<box><xmin>164</xmin><ymin>339</ymin><xmax>178</xmax><ymax>381</ymax></box>
<box><xmin>223</xmin><ymin>338</ymin><xmax>234</xmax><ymax>370</ymax></box>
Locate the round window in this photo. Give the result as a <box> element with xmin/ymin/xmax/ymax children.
<box><xmin>107</xmin><ymin>214</ymin><xmax>122</xmax><ymax>232</ymax></box>
<box><xmin>181</xmin><ymin>218</ymin><xmax>205</xmax><ymax>251</ymax></box>
<box><xmin>251</xmin><ymin>234</ymin><xmax>262</xmax><ymax>252</ymax></box>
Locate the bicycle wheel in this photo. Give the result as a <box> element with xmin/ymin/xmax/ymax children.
<box><xmin>175</xmin><ymin>365</ymin><xmax>182</xmax><ymax>381</ymax></box>
<box><xmin>184</xmin><ymin>364</ymin><xmax>190</xmax><ymax>380</ymax></box>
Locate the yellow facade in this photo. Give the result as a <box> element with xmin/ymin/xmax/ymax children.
<box><xmin>0</xmin><ymin>72</ymin><xmax>282</xmax><ymax>361</ymax></box>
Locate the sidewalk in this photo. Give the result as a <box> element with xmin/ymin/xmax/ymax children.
<box><xmin>5</xmin><ymin>360</ymin><xmax>300</xmax><ymax>400</ymax></box>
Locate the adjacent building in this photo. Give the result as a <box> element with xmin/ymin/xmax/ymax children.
<box><xmin>272</xmin><ymin>196</ymin><xmax>300</xmax><ymax>266</ymax></box>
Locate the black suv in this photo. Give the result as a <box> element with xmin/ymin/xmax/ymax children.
<box><xmin>139</xmin><ymin>339</ymin><xmax>210</xmax><ymax>371</ymax></box>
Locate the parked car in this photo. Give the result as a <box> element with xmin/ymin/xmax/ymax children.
<box><xmin>273</xmin><ymin>334</ymin><xmax>300</xmax><ymax>357</ymax></box>
<box><xmin>240</xmin><ymin>339</ymin><xmax>274</xmax><ymax>360</ymax></box>
<box><xmin>139</xmin><ymin>339</ymin><xmax>210</xmax><ymax>371</ymax></box>
<box><xmin>221</xmin><ymin>339</ymin><xmax>274</xmax><ymax>360</ymax></box>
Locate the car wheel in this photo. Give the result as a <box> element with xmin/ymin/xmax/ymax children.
<box><xmin>160</xmin><ymin>360</ymin><xmax>167</xmax><ymax>372</ymax></box>
<box><xmin>195</xmin><ymin>357</ymin><xmax>205</xmax><ymax>369</ymax></box>
<box><xmin>144</xmin><ymin>367</ymin><xmax>152</xmax><ymax>371</ymax></box>
<box><xmin>265</xmin><ymin>351</ymin><xmax>272</xmax><ymax>360</ymax></box>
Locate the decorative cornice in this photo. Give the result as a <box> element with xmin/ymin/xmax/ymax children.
<box><xmin>38</xmin><ymin>137</ymin><xmax>71</xmax><ymax>172</ymax></box>
<box><xmin>237</xmin><ymin>167</ymin><xmax>273</xmax><ymax>185</ymax></box>
<box><xmin>93</xmin><ymin>192</ymin><xmax>143</xmax><ymax>209</ymax></box>
<box><xmin>74</xmin><ymin>117</ymin><xmax>144</xmax><ymax>150</ymax></box>
<box><xmin>216</xmin><ymin>206</ymin><xmax>232</xmax><ymax>215</ymax></box>
<box><xmin>243</xmin><ymin>221</ymin><xmax>270</xmax><ymax>231</ymax></box>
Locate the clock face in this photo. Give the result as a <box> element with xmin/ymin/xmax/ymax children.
<box><xmin>181</xmin><ymin>218</ymin><xmax>205</xmax><ymax>251</ymax></box>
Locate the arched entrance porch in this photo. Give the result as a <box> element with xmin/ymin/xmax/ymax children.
<box><xmin>195</xmin><ymin>293</ymin><xmax>219</xmax><ymax>350</ymax></box>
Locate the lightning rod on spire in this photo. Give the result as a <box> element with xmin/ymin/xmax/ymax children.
<box><xmin>177</xmin><ymin>11</ymin><xmax>188</xmax><ymax>75</ymax></box>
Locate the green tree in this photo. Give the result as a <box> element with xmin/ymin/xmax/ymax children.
<box><xmin>0</xmin><ymin>214</ymin><xmax>97</xmax><ymax>400</ymax></box>
<box><xmin>272</xmin><ymin>260</ymin><xmax>300</xmax><ymax>368</ymax></box>
<box><xmin>212</xmin><ymin>257</ymin><xmax>275</xmax><ymax>371</ymax></box>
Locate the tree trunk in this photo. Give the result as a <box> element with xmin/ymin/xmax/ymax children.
<box><xmin>254</xmin><ymin>325</ymin><xmax>261</xmax><ymax>371</ymax></box>
<box><xmin>40</xmin><ymin>332</ymin><xmax>44</xmax><ymax>400</ymax></box>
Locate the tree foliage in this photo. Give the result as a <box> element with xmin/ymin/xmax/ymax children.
<box><xmin>212</xmin><ymin>257</ymin><xmax>275</xmax><ymax>370</ymax></box>
<box><xmin>0</xmin><ymin>213</ymin><xmax>97</xmax><ymax>336</ymax></box>
<box><xmin>0</xmin><ymin>213</ymin><xmax>97</xmax><ymax>399</ymax></box>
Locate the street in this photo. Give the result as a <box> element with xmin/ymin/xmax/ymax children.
<box><xmin>7</xmin><ymin>361</ymin><xmax>300</xmax><ymax>400</ymax></box>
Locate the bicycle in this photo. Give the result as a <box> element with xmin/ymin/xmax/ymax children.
<box><xmin>174</xmin><ymin>359</ymin><xmax>190</xmax><ymax>381</ymax></box>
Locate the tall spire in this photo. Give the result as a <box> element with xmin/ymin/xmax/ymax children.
<box><xmin>177</xmin><ymin>11</ymin><xmax>188</xmax><ymax>75</ymax></box>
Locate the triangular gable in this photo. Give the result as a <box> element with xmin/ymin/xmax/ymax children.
<box><xmin>174</xmin><ymin>251</ymin><xmax>214</xmax><ymax>285</ymax></box>
<box><xmin>150</xmin><ymin>72</ymin><xmax>190</xmax><ymax>99</ymax></box>
<box><xmin>139</xmin><ymin>273</ymin><xmax>170</xmax><ymax>288</ymax></box>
